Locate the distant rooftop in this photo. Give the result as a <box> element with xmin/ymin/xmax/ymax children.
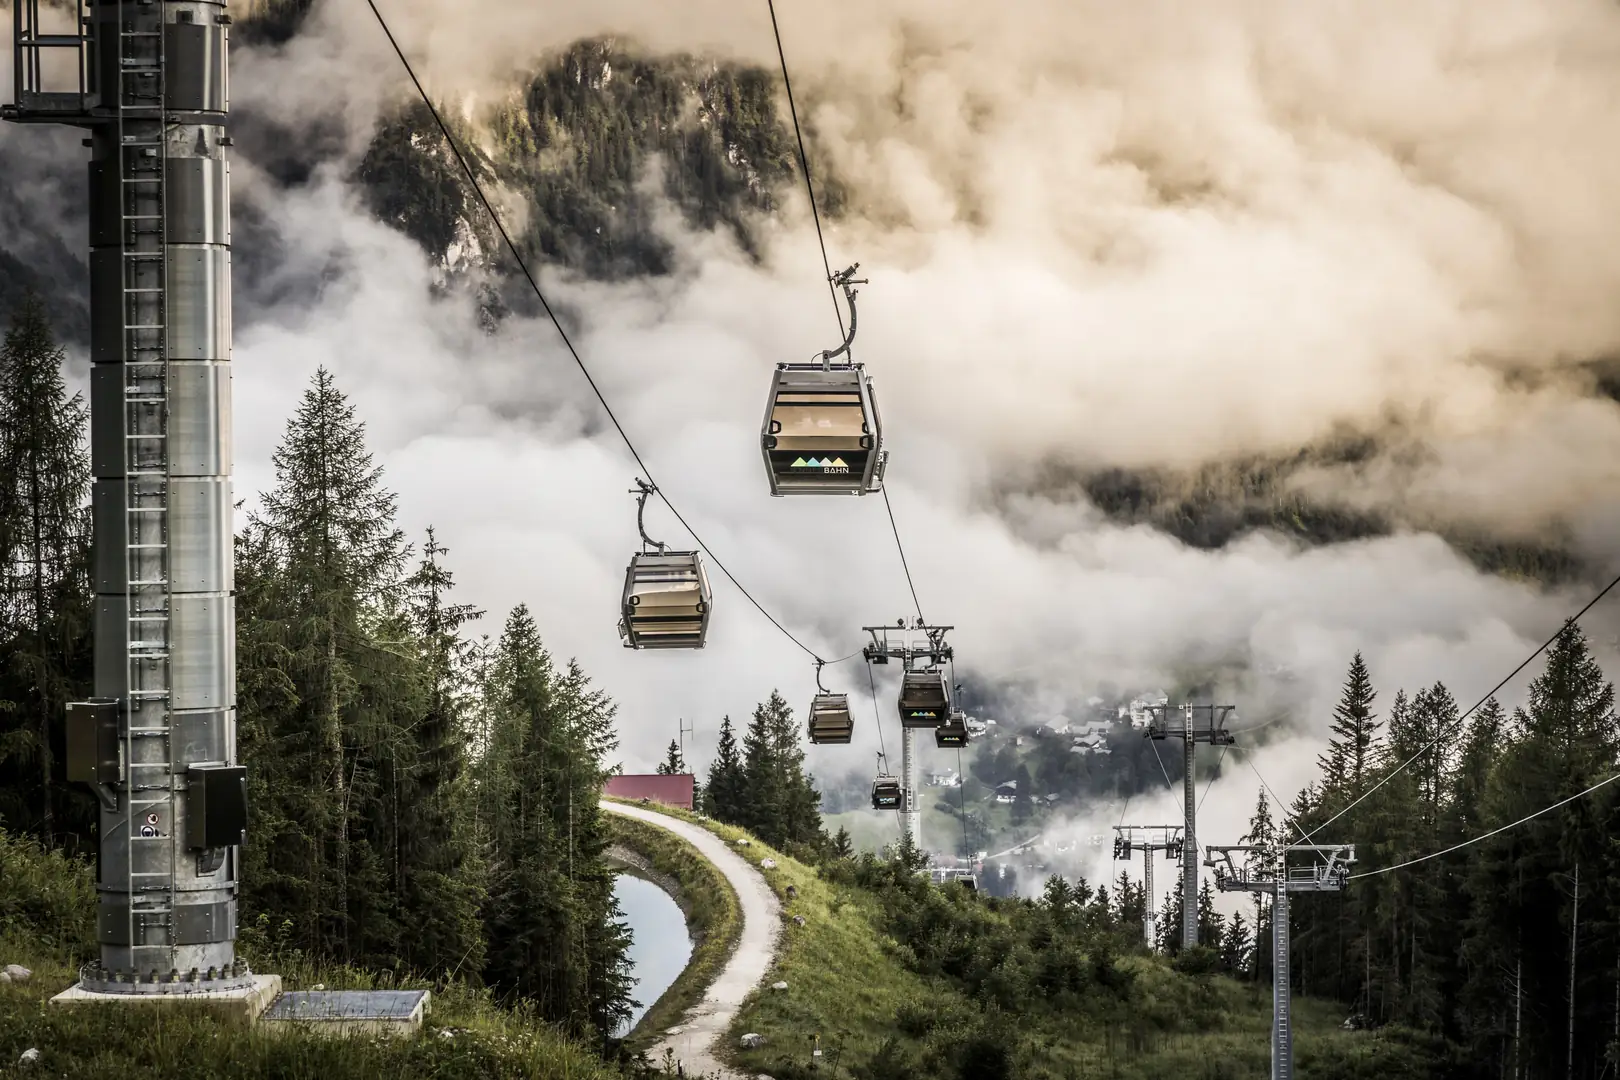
<box><xmin>604</xmin><ymin>773</ymin><xmax>695</xmax><ymax>810</ymax></box>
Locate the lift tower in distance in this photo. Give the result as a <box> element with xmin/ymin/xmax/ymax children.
<box><xmin>1111</xmin><ymin>825</ymin><xmax>1183</xmax><ymax>950</ymax></box>
<box><xmin>1206</xmin><ymin>844</ymin><xmax>1355</xmax><ymax>1080</ymax></box>
<box><xmin>6</xmin><ymin>0</ymin><xmax>250</xmax><ymax>995</ymax></box>
<box><xmin>863</xmin><ymin>619</ymin><xmax>953</xmax><ymax>850</ymax></box>
<box><xmin>1145</xmin><ymin>703</ymin><xmax>1234</xmax><ymax>951</ymax></box>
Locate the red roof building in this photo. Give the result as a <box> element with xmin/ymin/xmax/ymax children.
<box><xmin>604</xmin><ymin>773</ymin><xmax>695</xmax><ymax>810</ymax></box>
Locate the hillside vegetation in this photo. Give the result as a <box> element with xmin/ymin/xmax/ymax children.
<box><xmin>0</xmin><ymin>828</ymin><xmax>634</xmax><ymax>1080</ymax></box>
<box><xmin>626</xmin><ymin>803</ymin><xmax>1440</xmax><ymax>1079</ymax></box>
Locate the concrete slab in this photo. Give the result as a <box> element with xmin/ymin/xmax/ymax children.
<box><xmin>50</xmin><ymin>973</ymin><xmax>282</xmax><ymax>1026</ymax></box>
<box><xmin>260</xmin><ymin>989</ymin><xmax>430</xmax><ymax>1038</ymax></box>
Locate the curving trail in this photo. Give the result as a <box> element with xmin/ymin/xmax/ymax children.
<box><xmin>602</xmin><ymin>801</ymin><xmax>781</xmax><ymax>1079</ymax></box>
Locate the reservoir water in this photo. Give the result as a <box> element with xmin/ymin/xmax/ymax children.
<box><xmin>613</xmin><ymin>872</ymin><xmax>692</xmax><ymax>1036</ymax></box>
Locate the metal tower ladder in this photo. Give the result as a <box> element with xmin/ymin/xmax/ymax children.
<box><xmin>1273</xmin><ymin>883</ymin><xmax>1291</xmax><ymax>1080</ymax></box>
<box><xmin>116</xmin><ymin>0</ymin><xmax>176</xmax><ymax>976</ymax></box>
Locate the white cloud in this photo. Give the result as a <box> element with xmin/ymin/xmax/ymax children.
<box><xmin>11</xmin><ymin>0</ymin><xmax>1620</xmax><ymax>864</ymax></box>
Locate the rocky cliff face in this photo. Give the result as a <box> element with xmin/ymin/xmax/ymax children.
<box><xmin>0</xmin><ymin>7</ymin><xmax>1592</xmax><ymax>582</ymax></box>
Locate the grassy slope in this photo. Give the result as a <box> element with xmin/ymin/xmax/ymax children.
<box><xmin>605</xmin><ymin>807</ymin><xmax>742</xmax><ymax>1052</ymax></box>
<box><xmin>0</xmin><ymin>829</ymin><xmax>627</xmax><ymax>1080</ymax></box>
<box><xmin>624</xmin><ymin>806</ymin><xmax>939</xmax><ymax>1074</ymax></box>
<box><xmin>613</xmin><ymin>805</ymin><xmax>1435</xmax><ymax>1079</ymax></box>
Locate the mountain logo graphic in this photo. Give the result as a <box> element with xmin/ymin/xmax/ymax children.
<box><xmin>789</xmin><ymin>456</ymin><xmax>852</xmax><ymax>472</ymax></box>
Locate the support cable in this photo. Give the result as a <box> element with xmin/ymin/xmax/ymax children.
<box><xmin>1149</xmin><ymin>739</ymin><xmax>1176</xmax><ymax>793</ymax></box>
<box><xmin>364</xmin><ymin>0</ymin><xmax>824</xmax><ymax>662</ymax></box>
<box><xmin>767</xmin><ymin>0</ymin><xmax>927</xmax><ymax>627</ymax></box>
<box><xmin>1231</xmin><ymin>747</ymin><xmax>1321</xmax><ymax>847</ymax></box>
<box><xmin>867</xmin><ymin>658</ymin><xmax>901</xmax><ymax>829</ymax></box>
<box><xmin>765</xmin><ymin>0</ymin><xmax>842</xmax><ymax>332</ymax></box>
<box><xmin>1197</xmin><ymin>742</ymin><xmax>1229</xmax><ymax>814</ymax></box>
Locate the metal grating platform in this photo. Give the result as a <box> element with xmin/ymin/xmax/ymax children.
<box><xmin>259</xmin><ymin>989</ymin><xmax>430</xmax><ymax>1038</ymax></box>
<box><xmin>263</xmin><ymin>990</ymin><xmax>427</xmax><ymax>1021</ymax></box>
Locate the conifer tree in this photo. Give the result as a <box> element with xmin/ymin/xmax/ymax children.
<box><xmin>831</xmin><ymin>825</ymin><xmax>854</xmax><ymax>859</ymax></box>
<box><xmin>1243</xmin><ymin>787</ymin><xmax>1281</xmax><ymax>985</ymax></box>
<box><xmin>1222</xmin><ymin>911</ymin><xmax>1254</xmax><ymax>977</ymax></box>
<box><xmin>238</xmin><ymin>366</ymin><xmax>411</xmax><ymax>963</ymax></box>
<box><xmin>1449</xmin><ymin>697</ymin><xmax>1505</xmax><ymax>841</ymax></box>
<box><xmin>656</xmin><ymin>739</ymin><xmax>688</xmax><ymax>775</ymax></box>
<box><xmin>1196</xmin><ymin>879</ymin><xmax>1226</xmax><ymax>953</ymax></box>
<box><xmin>739</xmin><ymin>690</ymin><xmax>822</xmax><ymax>848</ymax></box>
<box><xmin>396</xmin><ymin>528</ymin><xmax>486</xmax><ymax>980</ymax></box>
<box><xmin>703</xmin><ymin>714</ymin><xmax>745</xmax><ymax>822</ymax></box>
<box><xmin>1320</xmin><ymin>652</ymin><xmax>1380</xmax><ymax>800</ymax></box>
<box><xmin>480</xmin><ymin>604</ymin><xmax>632</xmax><ymax>1034</ymax></box>
<box><xmin>0</xmin><ymin>293</ymin><xmax>91</xmax><ymax>843</ymax></box>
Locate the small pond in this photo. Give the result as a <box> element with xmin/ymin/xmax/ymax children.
<box><xmin>613</xmin><ymin>873</ymin><xmax>692</xmax><ymax>1037</ymax></box>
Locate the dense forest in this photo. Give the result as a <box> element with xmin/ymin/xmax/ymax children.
<box><xmin>0</xmin><ymin>296</ymin><xmax>635</xmax><ymax>1045</ymax></box>
<box><xmin>1281</xmin><ymin>641</ymin><xmax>1620</xmax><ymax>1077</ymax></box>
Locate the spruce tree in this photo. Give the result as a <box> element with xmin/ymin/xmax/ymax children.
<box><xmin>739</xmin><ymin>690</ymin><xmax>823</xmax><ymax>848</ymax></box>
<box><xmin>1158</xmin><ymin>879</ymin><xmax>1184</xmax><ymax>956</ymax></box>
<box><xmin>831</xmin><ymin>825</ymin><xmax>854</xmax><ymax>859</ymax></box>
<box><xmin>1449</xmin><ymin>697</ymin><xmax>1505</xmax><ymax>840</ymax></box>
<box><xmin>656</xmin><ymin>739</ymin><xmax>687</xmax><ymax>775</ymax></box>
<box><xmin>1222</xmin><ymin>911</ymin><xmax>1254</xmax><ymax>977</ymax></box>
<box><xmin>480</xmin><ymin>604</ymin><xmax>631</xmax><ymax>1034</ymax></box>
<box><xmin>703</xmin><ymin>714</ymin><xmax>744</xmax><ymax>822</ymax></box>
<box><xmin>1196</xmin><ymin>878</ymin><xmax>1226</xmax><ymax>954</ymax></box>
<box><xmin>0</xmin><ymin>293</ymin><xmax>92</xmax><ymax>843</ymax></box>
<box><xmin>239</xmin><ymin>366</ymin><xmax>411</xmax><ymax>963</ymax></box>
<box><xmin>396</xmin><ymin>528</ymin><xmax>486</xmax><ymax>980</ymax></box>
<box><xmin>1320</xmin><ymin>652</ymin><xmax>1380</xmax><ymax>799</ymax></box>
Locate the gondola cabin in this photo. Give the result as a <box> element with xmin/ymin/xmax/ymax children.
<box><xmin>871</xmin><ymin>774</ymin><xmax>903</xmax><ymax>810</ymax></box>
<box><xmin>807</xmin><ymin>693</ymin><xmax>854</xmax><ymax>744</ymax></box>
<box><xmin>935</xmin><ymin>711</ymin><xmax>970</xmax><ymax>748</ymax></box>
<box><xmin>898</xmin><ymin>669</ymin><xmax>949</xmax><ymax>728</ymax></box>
<box><xmin>761</xmin><ymin>364</ymin><xmax>885</xmax><ymax>496</ymax></box>
<box><xmin>619</xmin><ymin>551</ymin><xmax>711</xmax><ymax>649</ymax></box>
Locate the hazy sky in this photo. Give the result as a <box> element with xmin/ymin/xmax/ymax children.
<box><xmin>6</xmin><ymin>0</ymin><xmax>1620</xmax><ymax>882</ymax></box>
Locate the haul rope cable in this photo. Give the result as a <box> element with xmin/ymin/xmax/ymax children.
<box><xmin>766</xmin><ymin>0</ymin><xmax>927</xmax><ymax>628</ymax></box>
<box><xmin>364</xmin><ymin>0</ymin><xmax>842</xmax><ymax>663</ymax></box>
<box><xmin>1203</xmin><ymin>567</ymin><xmax>1620</xmax><ymax>849</ymax></box>
<box><xmin>1309</xmin><ymin>571</ymin><xmax>1620</xmax><ymax>838</ymax></box>
<box><xmin>1231</xmin><ymin>736</ymin><xmax>1620</xmax><ymax>881</ymax></box>
<box><xmin>1348</xmin><ymin>767</ymin><xmax>1620</xmax><ymax>880</ymax></box>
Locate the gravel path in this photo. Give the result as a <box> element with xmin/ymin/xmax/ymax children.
<box><xmin>602</xmin><ymin>801</ymin><xmax>781</xmax><ymax>1079</ymax></box>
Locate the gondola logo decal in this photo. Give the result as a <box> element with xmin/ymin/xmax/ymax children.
<box><xmin>790</xmin><ymin>457</ymin><xmax>850</xmax><ymax>472</ymax></box>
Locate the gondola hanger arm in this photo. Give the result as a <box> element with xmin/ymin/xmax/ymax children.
<box><xmin>819</xmin><ymin>263</ymin><xmax>869</xmax><ymax>370</ymax></box>
<box><xmin>630</xmin><ymin>477</ymin><xmax>666</xmax><ymax>554</ymax></box>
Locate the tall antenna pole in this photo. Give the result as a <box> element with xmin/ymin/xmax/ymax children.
<box><xmin>1147</xmin><ymin>704</ymin><xmax>1234</xmax><ymax>950</ymax></box>
<box><xmin>9</xmin><ymin>0</ymin><xmax>248</xmax><ymax>995</ymax></box>
<box><xmin>678</xmin><ymin>716</ymin><xmax>693</xmax><ymax>769</ymax></box>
